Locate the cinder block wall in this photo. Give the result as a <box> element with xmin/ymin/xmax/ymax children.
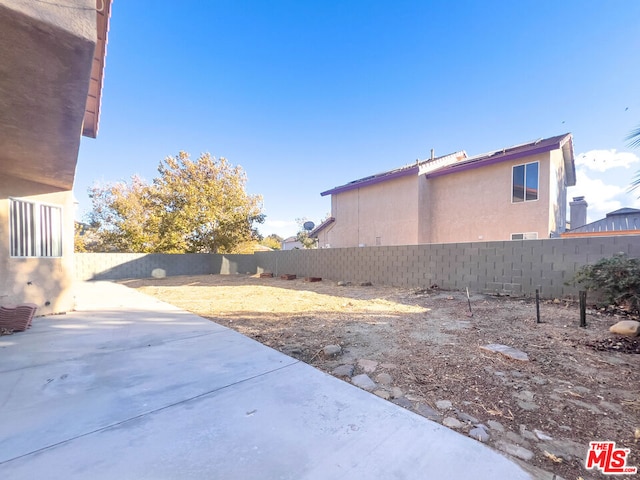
<box><xmin>75</xmin><ymin>253</ymin><xmax>258</xmax><ymax>281</ymax></box>
<box><xmin>254</xmin><ymin>236</ymin><xmax>640</xmax><ymax>299</ymax></box>
<box><xmin>75</xmin><ymin>236</ymin><xmax>640</xmax><ymax>299</ymax></box>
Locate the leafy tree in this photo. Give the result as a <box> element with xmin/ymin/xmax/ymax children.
<box><xmin>88</xmin><ymin>152</ymin><xmax>264</xmax><ymax>253</ymax></box>
<box><xmin>295</xmin><ymin>217</ymin><xmax>318</xmax><ymax>249</ymax></box>
<box><xmin>261</xmin><ymin>234</ymin><xmax>283</xmax><ymax>250</ymax></box>
<box><xmin>74</xmin><ymin>222</ymin><xmax>87</xmax><ymax>252</ymax></box>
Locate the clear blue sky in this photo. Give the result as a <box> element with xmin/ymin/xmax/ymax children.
<box><xmin>77</xmin><ymin>0</ymin><xmax>640</xmax><ymax>239</ymax></box>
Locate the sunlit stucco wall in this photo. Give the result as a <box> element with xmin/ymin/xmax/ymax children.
<box><xmin>0</xmin><ymin>176</ymin><xmax>75</xmax><ymax>315</ymax></box>
<box><xmin>426</xmin><ymin>152</ymin><xmax>553</xmax><ymax>243</ymax></box>
<box><xmin>327</xmin><ymin>174</ymin><xmax>419</xmax><ymax>248</ymax></box>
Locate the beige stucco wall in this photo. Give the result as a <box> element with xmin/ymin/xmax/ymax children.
<box><xmin>327</xmin><ymin>175</ymin><xmax>419</xmax><ymax>247</ymax></box>
<box><xmin>548</xmin><ymin>148</ymin><xmax>568</xmax><ymax>236</ymax></box>
<box><xmin>0</xmin><ymin>176</ymin><xmax>75</xmax><ymax>315</ymax></box>
<box><xmin>426</xmin><ymin>152</ymin><xmax>553</xmax><ymax>243</ymax></box>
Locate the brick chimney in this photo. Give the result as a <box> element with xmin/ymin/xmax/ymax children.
<box><xmin>569</xmin><ymin>196</ymin><xmax>588</xmax><ymax>230</ymax></box>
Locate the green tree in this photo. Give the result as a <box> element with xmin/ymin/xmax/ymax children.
<box><xmin>261</xmin><ymin>234</ymin><xmax>283</xmax><ymax>250</ymax></box>
<box><xmin>88</xmin><ymin>152</ymin><xmax>264</xmax><ymax>253</ymax></box>
<box><xmin>294</xmin><ymin>217</ymin><xmax>318</xmax><ymax>249</ymax></box>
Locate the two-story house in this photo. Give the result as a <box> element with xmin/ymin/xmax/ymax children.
<box><xmin>315</xmin><ymin>133</ymin><xmax>576</xmax><ymax>247</ymax></box>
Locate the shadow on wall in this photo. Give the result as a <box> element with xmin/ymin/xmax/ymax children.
<box><xmin>76</xmin><ymin>253</ymin><xmax>258</xmax><ymax>281</ymax></box>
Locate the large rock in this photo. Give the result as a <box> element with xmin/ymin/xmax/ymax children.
<box><xmin>609</xmin><ymin>320</ymin><xmax>640</xmax><ymax>336</ymax></box>
<box><xmin>323</xmin><ymin>345</ymin><xmax>342</xmax><ymax>356</ymax></box>
<box><xmin>351</xmin><ymin>374</ymin><xmax>377</xmax><ymax>391</ymax></box>
<box><xmin>357</xmin><ymin>359</ymin><xmax>378</xmax><ymax>373</ymax></box>
<box><xmin>480</xmin><ymin>343</ymin><xmax>529</xmax><ymax>361</ymax></box>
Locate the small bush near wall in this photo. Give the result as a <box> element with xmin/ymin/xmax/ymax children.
<box><xmin>570</xmin><ymin>253</ymin><xmax>640</xmax><ymax>314</ymax></box>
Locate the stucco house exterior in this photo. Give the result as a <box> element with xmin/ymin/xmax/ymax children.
<box><xmin>315</xmin><ymin>133</ymin><xmax>576</xmax><ymax>248</ymax></box>
<box><xmin>0</xmin><ymin>0</ymin><xmax>111</xmax><ymax>315</ymax></box>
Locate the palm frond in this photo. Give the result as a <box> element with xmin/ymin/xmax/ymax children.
<box><xmin>629</xmin><ymin>170</ymin><xmax>640</xmax><ymax>192</ymax></box>
<box><xmin>626</xmin><ymin>125</ymin><xmax>640</xmax><ymax>148</ymax></box>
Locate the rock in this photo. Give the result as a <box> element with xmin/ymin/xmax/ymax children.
<box><xmin>505</xmin><ymin>431</ymin><xmax>531</xmax><ymax>448</ymax></box>
<box><xmin>391</xmin><ymin>387</ymin><xmax>403</xmax><ymax>399</ymax></box>
<box><xmin>609</xmin><ymin>320</ymin><xmax>640</xmax><ymax>336</ymax></box>
<box><xmin>392</xmin><ymin>397</ymin><xmax>413</xmax><ymax>409</ymax></box>
<box><xmin>469</xmin><ymin>426</ymin><xmax>490</xmax><ymax>442</ymax></box>
<box><xmin>323</xmin><ymin>345</ymin><xmax>342</xmax><ymax>356</ymax></box>
<box><xmin>374</xmin><ymin>389</ymin><xmax>390</xmax><ymax>400</ymax></box>
<box><xmin>357</xmin><ymin>358</ymin><xmax>378</xmax><ymax>373</ymax></box>
<box><xmin>480</xmin><ymin>344</ymin><xmax>529</xmax><ymax>361</ymax></box>
<box><xmin>538</xmin><ymin>439</ymin><xmax>585</xmax><ymax>461</ymax></box>
<box><xmin>514</xmin><ymin>390</ymin><xmax>535</xmax><ymax>402</ymax></box>
<box><xmin>332</xmin><ymin>364</ymin><xmax>354</xmax><ymax>378</ymax></box>
<box><xmin>337</xmin><ymin>281</ymin><xmax>350</xmax><ymax>287</ymax></box>
<box><xmin>443</xmin><ymin>417</ymin><xmax>464</xmax><ymax>429</ymax></box>
<box><xmin>351</xmin><ymin>374</ymin><xmax>376</xmax><ymax>391</ymax></box>
<box><xmin>405</xmin><ymin>394</ymin><xmax>424</xmax><ymax>402</ymax></box>
<box><xmin>517</xmin><ymin>401</ymin><xmax>539</xmax><ymax>411</ymax></box>
<box><xmin>375</xmin><ymin>372</ymin><xmax>393</xmax><ymax>385</ymax></box>
<box><xmin>415</xmin><ymin>404</ymin><xmax>442</xmax><ymax>422</ymax></box>
<box><xmin>436</xmin><ymin>400</ymin><xmax>452</xmax><ymax>410</ymax></box>
<box><xmin>534</xmin><ymin>429</ymin><xmax>553</xmax><ymax>441</ymax></box>
<box><xmin>359</xmin><ymin>282</ymin><xmax>373</xmax><ymax>286</ymax></box>
<box><xmin>455</xmin><ymin>409</ymin><xmax>479</xmax><ymax>424</ymax></box>
<box><xmin>487</xmin><ymin>420</ymin><xmax>505</xmax><ymax>432</ymax></box>
<box><xmin>519</xmin><ymin>425</ymin><xmax>538</xmax><ymax>441</ymax></box>
<box><xmin>566</xmin><ymin>398</ymin><xmax>603</xmax><ymax>415</ymax></box>
<box><xmin>495</xmin><ymin>441</ymin><xmax>534</xmax><ymax>461</ymax></box>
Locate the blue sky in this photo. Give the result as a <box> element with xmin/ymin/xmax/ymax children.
<box><xmin>77</xmin><ymin>1</ymin><xmax>640</xmax><ymax>238</ymax></box>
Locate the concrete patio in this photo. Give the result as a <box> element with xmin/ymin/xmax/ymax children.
<box><xmin>0</xmin><ymin>281</ymin><xmax>531</xmax><ymax>479</ymax></box>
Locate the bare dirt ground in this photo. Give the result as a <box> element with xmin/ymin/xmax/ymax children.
<box><xmin>122</xmin><ymin>274</ymin><xmax>640</xmax><ymax>480</ymax></box>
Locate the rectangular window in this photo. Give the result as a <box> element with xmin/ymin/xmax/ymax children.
<box><xmin>10</xmin><ymin>199</ymin><xmax>62</xmax><ymax>257</ymax></box>
<box><xmin>511</xmin><ymin>232</ymin><xmax>538</xmax><ymax>240</ymax></box>
<box><xmin>512</xmin><ymin>161</ymin><xmax>539</xmax><ymax>202</ymax></box>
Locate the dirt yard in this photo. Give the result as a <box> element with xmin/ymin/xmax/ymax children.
<box><xmin>122</xmin><ymin>274</ymin><xmax>640</xmax><ymax>479</ymax></box>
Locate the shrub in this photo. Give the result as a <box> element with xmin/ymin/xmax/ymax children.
<box><xmin>571</xmin><ymin>253</ymin><xmax>640</xmax><ymax>314</ymax></box>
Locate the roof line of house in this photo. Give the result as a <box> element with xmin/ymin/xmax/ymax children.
<box><xmin>309</xmin><ymin>217</ymin><xmax>335</xmax><ymax>237</ymax></box>
<box><xmin>321</xmin><ymin>166</ymin><xmax>418</xmax><ymax>197</ymax></box>
<box><xmin>320</xmin><ymin>133</ymin><xmax>575</xmax><ymax>197</ymax></box>
<box><xmin>426</xmin><ymin>133</ymin><xmax>573</xmax><ymax>179</ymax></box>
<box><xmin>320</xmin><ymin>151</ymin><xmax>465</xmax><ymax>197</ymax></box>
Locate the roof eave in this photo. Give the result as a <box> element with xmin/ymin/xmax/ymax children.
<box><xmin>82</xmin><ymin>0</ymin><xmax>112</xmax><ymax>138</ymax></box>
<box><xmin>426</xmin><ymin>134</ymin><xmax>572</xmax><ymax>179</ymax></box>
<box><xmin>321</xmin><ymin>166</ymin><xmax>419</xmax><ymax>197</ymax></box>
<box><xmin>309</xmin><ymin>217</ymin><xmax>335</xmax><ymax>237</ymax></box>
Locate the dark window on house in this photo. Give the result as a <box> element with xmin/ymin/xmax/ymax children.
<box><xmin>512</xmin><ymin>161</ymin><xmax>539</xmax><ymax>202</ymax></box>
<box><xmin>10</xmin><ymin>199</ymin><xmax>62</xmax><ymax>257</ymax></box>
<box><xmin>510</xmin><ymin>232</ymin><xmax>538</xmax><ymax>240</ymax></box>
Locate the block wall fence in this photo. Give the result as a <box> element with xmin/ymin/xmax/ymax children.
<box><xmin>75</xmin><ymin>235</ymin><xmax>640</xmax><ymax>299</ymax></box>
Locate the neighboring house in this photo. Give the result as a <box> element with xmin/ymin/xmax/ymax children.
<box><xmin>0</xmin><ymin>0</ymin><xmax>112</xmax><ymax>314</ymax></box>
<box><xmin>317</xmin><ymin>133</ymin><xmax>576</xmax><ymax>247</ymax></box>
<box><xmin>309</xmin><ymin>217</ymin><xmax>335</xmax><ymax>248</ymax></box>
<box><xmin>562</xmin><ymin>200</ymin><xmax>640</xmax><ymax>237</ymax></box>
<box><xmin>281</xmin><ymin>236</ymin><xmax>304</xmax><ymax>250</ymax></box>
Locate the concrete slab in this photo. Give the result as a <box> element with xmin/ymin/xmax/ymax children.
<box><xmin>0</xmin><ymin>281</ymin><xmax>531</xmax><ymax>479</ymax></box>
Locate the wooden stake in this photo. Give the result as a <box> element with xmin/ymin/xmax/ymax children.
<box><xmin>579</xmin><ymin>290</ymin><xmax>587</xmax><ymax>328</ymax></box>
<box><xmin>535</xmin><ymin>289</ymin><xmax>541</xmax><ymax>324</ymax></box>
